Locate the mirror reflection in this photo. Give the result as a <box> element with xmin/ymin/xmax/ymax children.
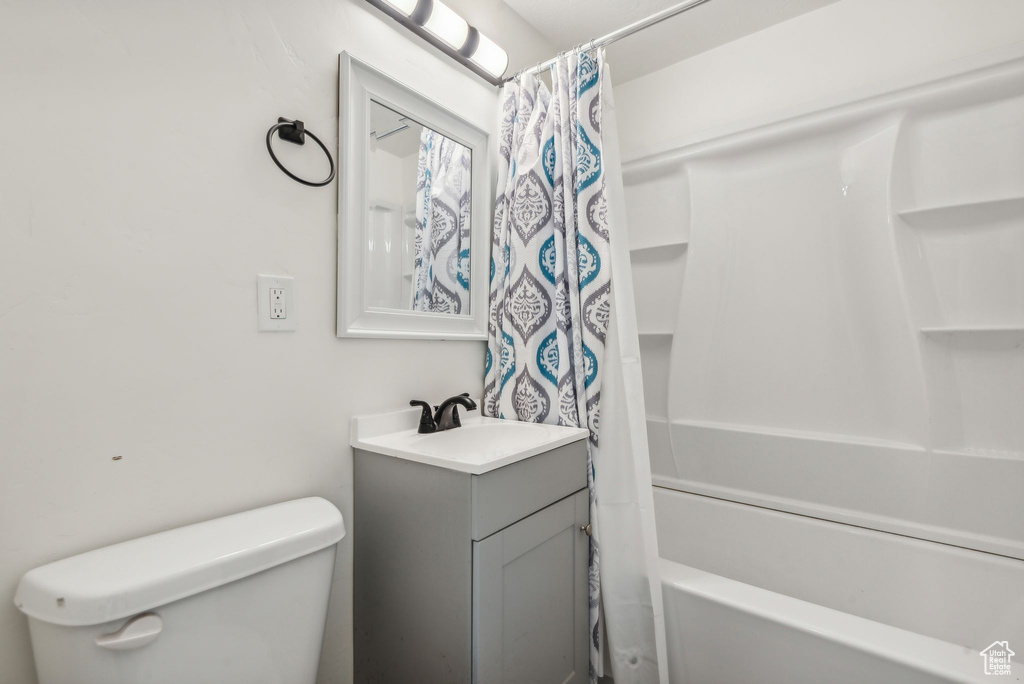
<box><xmin>366</xmin><ymin>100</ymin><xmax>472</xmax><ymax>315</ymax></box>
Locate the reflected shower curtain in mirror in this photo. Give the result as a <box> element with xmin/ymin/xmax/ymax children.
<box><xmin>412</xmin><ymin>128</ymin><xmax>472</xmax><ymax>313</ymax></box>
<box><xmin>485</xmin><ymin>49</ymin><xmax>666</xmax><ymax>683</ymax></box>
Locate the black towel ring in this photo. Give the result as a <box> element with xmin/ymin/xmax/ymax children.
<box><xmin>265</xmin><ymin>118</ymin><xmax>336</xmax><ymax>187</ymax></box>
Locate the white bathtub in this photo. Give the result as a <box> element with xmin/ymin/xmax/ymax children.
<box><xmin>656</xmin><ymin>488</ymin><xmax>1023</xmax><ymax>684</ymax></box>
<box><xmin>661</xmin><ymin>560</ymin><xmax>987</xmax><ymax>684</ymax></box>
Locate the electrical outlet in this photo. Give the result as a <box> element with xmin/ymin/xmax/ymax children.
<box><xmin>257</xmin><ymin>275</ymin><xmax>295</xmax><ymax>332</ymax></box>
<box><xmin>270</xmin><ymin>288</ymin><xmax>286</xmax><ymax>319</ymax></box>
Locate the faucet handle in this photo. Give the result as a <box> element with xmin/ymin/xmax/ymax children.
<box><xmin>409</xmin><ymin>400</ymin><xmax>437</xmax><ymax>434</ymax></box>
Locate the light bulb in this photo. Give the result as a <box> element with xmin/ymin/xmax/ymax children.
<box><xmin>422</xmin><ymin>0</ymin><xmax>469</xmax><ymax>50</ymax></box>
<box><xmin>469</xmin><ymin>31</ymin><xmax>508</xmax><ymax>79</ymax></box>
<box><xmin>378</xmin><ymin>0</ymin><xmax>418</xmax><ymax>17</ymax></box>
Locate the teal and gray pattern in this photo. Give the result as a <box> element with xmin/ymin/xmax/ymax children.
<box><xmin>484</xmin><ymin>49</ymin><xmax>610</xmax><ymax>682</ymax></box>
<box><xmin>413</xmin><ymin>128</ymin><xmax>472</xmax><ymax>314</ymax></box>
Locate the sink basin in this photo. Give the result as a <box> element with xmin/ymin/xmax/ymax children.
<box><xmin>351</xmin><ymin>408</ymin><xmax>589</xmax><ymax>474</ymax></box>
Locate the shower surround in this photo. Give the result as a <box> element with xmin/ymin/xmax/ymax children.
<box><xmin>621</xmin><ymin>39</ymin><xmax>1024</xmax><ymax>683</ymax></box>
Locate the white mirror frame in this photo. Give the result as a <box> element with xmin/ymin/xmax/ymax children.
<box><xmin>338</xmin><ymin>53</ymin><xmax>491</xmax><ymax>339</ymax></box>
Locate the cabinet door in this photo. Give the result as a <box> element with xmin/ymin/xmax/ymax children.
<box><xmin>473</xmin><ymin>489</ymin><xmax>589</xmax><ymax>684</ymax></box>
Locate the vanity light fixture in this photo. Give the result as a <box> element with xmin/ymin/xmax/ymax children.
<box><xmin>467</xmin><ymin>31</ymin><xmax>508</xmax><ymax>80</ymax></box>
<box><xmin>421</xmin><ymin>0</ymin><xmax>469</xmax><ymax>50</ymax></box>
<box><xmin>367</xmin><ymin>0</ymin><xmax>510</xmax><ymax>84</ymax></box>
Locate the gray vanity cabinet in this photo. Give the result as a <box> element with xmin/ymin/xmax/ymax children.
<box><xmin>354</xmin><ymin>439</ymin><xmax>590</xmax><ymax>684</ymax></box>
<box><xmin>473</xmin><ymin>488</ymin><xmax>590</xmax><ymax>684</ymax></box>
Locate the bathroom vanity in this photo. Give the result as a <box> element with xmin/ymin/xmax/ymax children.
<box><xmin>351</xmin><ymin>409</ymin><xmax>591</xmax><ymax>683</ymax></box>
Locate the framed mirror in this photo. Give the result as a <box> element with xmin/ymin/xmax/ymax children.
<box><xmin>338</xmin><ymin>53</ymin><xmax>490</xmax><ymax>339</ymax></box>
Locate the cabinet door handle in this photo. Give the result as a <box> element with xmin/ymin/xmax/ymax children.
<box><xmin>580</xmin><ymin>523</ymin><xmax>592</xmax><ymax>537</ymax></box>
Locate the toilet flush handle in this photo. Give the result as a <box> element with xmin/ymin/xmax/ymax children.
<box><xmin>95</xmin><ymin>612</ymin><xmax>163</xmax><ymax>651</ymax></box>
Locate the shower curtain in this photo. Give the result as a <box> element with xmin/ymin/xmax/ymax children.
<box><xmin>412</xmin><ymin>128</ymin><xmax>472</xmax><ymax>313</ymax></box>
<box><xmin>484</xmin><ymin>50</ymin><xmax>667</xmax><ymax>684</ymax></box>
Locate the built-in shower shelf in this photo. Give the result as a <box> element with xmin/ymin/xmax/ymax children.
<box><xmin>932</xmin><ymin>446</ymin><xmax>1024</xmax><ymax>461</ymax></box>
<box><xmin>629</xmin><ymin>240</ymin><xmax>688</xmax><ymax>256</ymax></box>
<box><xmin>920</xmin><ymin>326</ymin><xmax>1024</xmax><ymax>350</ymax></box>
<box><xmin>897</xmin><ymin>195</ymin><xmax>1024</xmax><ymax>229</ymax></box>
<box><xmin>920</xmin><ymin>325</ymin><xmax>1024</xmax><ymax>335</ymax></box>
<box><xmin>638</xmin><ymin>331</ymin><xmax>674</xmax><ymax>339</ymax></box>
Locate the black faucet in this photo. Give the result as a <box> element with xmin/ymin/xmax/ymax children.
<box><xmin>409</xmin><ymin>393</ymin><xmax>478</xmax><ymax>434</ymax></box>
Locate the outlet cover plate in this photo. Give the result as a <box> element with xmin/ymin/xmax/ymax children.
<box><xmin>257</xmin><ymin>275</ymin><xmax>295</xmax><ymax>332</ymax></box>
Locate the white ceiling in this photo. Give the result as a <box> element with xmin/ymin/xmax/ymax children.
<box><xmin>467</xmin><ymin>0</ymin><xmax>839</xmax><ymax>83</ymax></box>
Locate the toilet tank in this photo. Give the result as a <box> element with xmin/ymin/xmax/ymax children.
<box><xmin>14</xmin><ymin>497</ymin><xmax>345</xmax><ymax>684</ymax></box>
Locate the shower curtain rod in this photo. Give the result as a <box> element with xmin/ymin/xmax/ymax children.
<box><xmin>506</xmin><ymin>0</ymin><xmax>713</xmax><ymax>83</ymax></box>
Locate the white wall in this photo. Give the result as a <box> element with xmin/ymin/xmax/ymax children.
<box><xmin>0</xmin><ymin>1</ymin><xmax>497</xmax><ymax>682</ymax></box>
<box><xmin>614</xmin><ymin>0</ymin><xmax>1024</xmax><ymax>160</ymax></box>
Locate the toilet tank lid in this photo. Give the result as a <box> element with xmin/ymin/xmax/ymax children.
<box><xmin>14</xmin><ymin>497</ymin><xmax>345</xmax><ymax>627</ymax></box>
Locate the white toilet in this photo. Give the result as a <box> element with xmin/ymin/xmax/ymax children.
<box><xmin>14</xmin><ymin>497</ymin><xmax>345</xmax><ymax>684</ymax></box>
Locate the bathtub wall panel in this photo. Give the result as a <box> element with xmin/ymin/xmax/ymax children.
<box><xmin>672</xmin><ymin>122</ymin><xmax>925</xmax><ymax>443</ymax></box>
<box><xmin>664</xmin><ymin>421</ymin><xmax>1024</xmax><ymax>559</ymax></box>
<box><xmin>621</xmin><ymin>47</ymin><xmax>1024</xmax><ymax>560</ymax></box>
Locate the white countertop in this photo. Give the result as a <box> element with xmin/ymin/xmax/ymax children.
<box><xmin>350</xmin><ymin>406</ymin><xmax>589</xmax><ymax>475</ymax></box>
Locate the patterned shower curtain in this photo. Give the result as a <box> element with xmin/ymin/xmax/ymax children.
<box><xmin>412</xmin><ymin>128</ymin><xmax>472</xmax><ymax>313</ymax></box>
<box><xmin>484</xmin><ymin>50</ymin><xmax>611</xmax><ymax>681</ymax></box>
